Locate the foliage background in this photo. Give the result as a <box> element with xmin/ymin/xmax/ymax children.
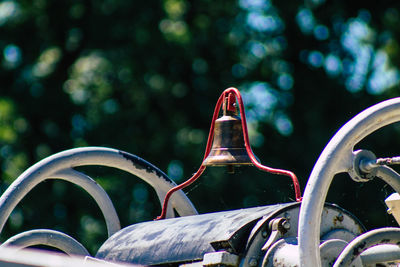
<box><xmin>1</xmin><ymin>0</ymin><xmax>400</xmax><ymax>255</ymax></box>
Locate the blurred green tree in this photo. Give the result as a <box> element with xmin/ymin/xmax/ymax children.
<box><xmin>1</xmin><ymin>0</ymin><xmax>400</xmax><ymax>255</ymax></box>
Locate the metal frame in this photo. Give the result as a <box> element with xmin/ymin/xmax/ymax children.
<box><xmin>1</xmin><ymin>229</ymin><xmax>90</xmax><ymax>256</ymax></box>
<box><xmin>5</xmin><ymin>98</ymin><xmax>400</xmax><ymax>265</ymax></box>
<box><xmin>333</xmin><ymin>227</ymin><xmax>400</xmax><ymax>266</ymax></box>
<box><xmin>298</xmin><ymin>97</ymin><xmax>400</xmax><ymax>267</ymax></box>
<box><xmin>0</xmin><ymin>147</ymin><xmax>197</xmax><ymax>253</ymax></box>
<box><xmin>0</xmin><ymin>246</ymin><xmax>134</xmax><ymax>267</ymax></box>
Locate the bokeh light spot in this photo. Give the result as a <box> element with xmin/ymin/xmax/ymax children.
<box><xmin>274</xmin><ymin>112</ymin><xmax>293</xmax><ymax>136</ymax></box>
<box><xmin>246</xmin><ymin>12</ymin><xmax>284</xmax><ymax>33</ymax></box>
<box><xmin>308</xmin><ymin>51</ymin><xmax>324</xmax><ymax>68</ymax></box>
<box><xmin>0</xmin><ymin>1</ymin><xmax>18</xmax><ymax>26</ymax></box>
<box><xmin>168</xmin><ymin>160</ymin><xmax>184</xmax><ymax>182</ymax></box>
<box><xmin>132</xmin><ymin>184</ymin><xmax>149</xmax><ymax>204</ymax></box>
<box><xmin>324</xmin><ymin>54</ymin><xmax>342</xmax><ymax>76</ymax></box>
<box><xmin>314</xmin><ymin>25</ymin><xmax>329</xmax><ymax>40</ymax></box>
<box><xmin>277</xmin><ymin>73</ymin><xmax>294</xmax><ymax>90</ymax></box>
<box><xmin>3</xmin><ymin>44</ymin><xmax>21</xmax><ymax>68</ymax></box>
<box><xmin>239</xmin><ymin>0</ymin><xmax>271</xmax><ymax>11</ymax></box>
<box><xmin>296</xmin><ymin>8</ymin><xmax>315</xmax><ymax>34</ymax></box>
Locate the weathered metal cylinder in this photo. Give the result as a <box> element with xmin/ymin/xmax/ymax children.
<box><xmin>203</xmin><ymin>114</ymin><xmax>253</xmax><ymax>166</ymax></box>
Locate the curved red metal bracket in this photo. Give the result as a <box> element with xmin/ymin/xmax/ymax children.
<box><xmin>156</xmin><ymin>87</ymin><xmax>302</xmax><ymax>220</ymax></box>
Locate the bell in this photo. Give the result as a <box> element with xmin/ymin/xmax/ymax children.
<box><xmin>203</xmin><ymin>111</ymin><xmax>253</xmax><ymax>167</ymax></box>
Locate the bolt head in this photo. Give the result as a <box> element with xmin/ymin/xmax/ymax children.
<box><xmin>282</xmin><ymin>221</ymin><xmax>291</xmax><ymax>230</ymax></box>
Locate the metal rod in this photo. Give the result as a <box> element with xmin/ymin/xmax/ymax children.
<box><xmin>1</xmin><ymin>229</ymin><xmax>90</xmax><ymax>256</ymax></box>
<box><xmin>374</xmin><ymin>165</ymin><xmax>400</xmax><ymax>195</ymax></box>
<box><xmin>0</xmin><ymin>147</ymin><xmax>197</xmax><ymax>236</ymax></box>
<box><xmin>333</xmin><ymin>227</ymin><xmax>400</xmax><ymax>267</ymax></box>
<box><xmin>360</xmin><ymin>244</ymin><xmax>400</xmax><ymax>265</ymax></box>
<box><xmin>376</xmin><ymin>156</ymin><xmax>400</xmax><ymax>165</ymax></box>
<box><xmin>360</xmin><ymin>157</ymin><xmax>400</xmax><ymax>172</ymax></box>
<box><xmin>297</xmin><ymin>97</ymin><xmax>400</xmax><ymax>267</ymax></box>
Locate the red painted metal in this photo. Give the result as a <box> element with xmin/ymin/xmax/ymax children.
<box><xmin>156</xmin><ymin>88</ymin><xmax>302</xmax><ymax>220</ymax></box>
<box><xmin>226</xmin><ymin>92</ymin><xmax>236</xmax><ymax>113</ymax></box>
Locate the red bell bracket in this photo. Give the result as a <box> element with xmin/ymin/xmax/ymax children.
<box><xmin>156</xmin><ymin>87</ymin><xmax>302</xmax><ymax>220</ymax></box>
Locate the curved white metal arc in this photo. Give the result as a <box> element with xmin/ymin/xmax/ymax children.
<box><xmin>1</xmin><ymin>229</ymin><xmax>90</xmax><ymax>256</ymax></box>
<box><xmin>0</xmin><ymin>147</ymin><xmax>197</xmax><ymax>239</ymax></box>
<box><xmin>298</xmin><ymin>97</ymin><xmax>400</xmax><ymax>267</ymax></box>
<box><xmin>45</xmin><ymin>147</ymin><xmax>197</xmax><ymax>216</ymax></box>
<box><xmin>374</xmin><ymin>165</ymin><xmax>400</xmax><ymax>194</ymax></box>
<box><xmin>0</xmin><ymin>155</ymin><xmax>121</xmax><ymax>237</ymax></box>
<box><xmin>333</xmin><ymin>227</ymin><xmax>400</xmax><ymax>266</ymax></box>
<box><xmin>360</xmin><ymin>244</ymin><xmax>400</xmax><ymax>265</ymax></box>
<box><xmin>52</xmin><ymin>169</ymin><xmax>120</xmax><ymax>237</ymax></box>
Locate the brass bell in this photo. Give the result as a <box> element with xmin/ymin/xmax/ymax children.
<box><xmin>203</xmin><ymin>101</ymin><xmax>253</xmax><ymax>168</ymax></box>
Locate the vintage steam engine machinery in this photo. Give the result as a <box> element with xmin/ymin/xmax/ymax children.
<box><xmin>2</xmin><ymin>88</ymin><xmax>400</xmax><ymax>266</ymax></box>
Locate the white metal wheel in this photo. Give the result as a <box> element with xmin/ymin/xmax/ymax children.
<box><xmin>0</xmin><ymin>147</ymin><xmax>197</xmax><ymax>253</ymax></box>
<box><xmin>298</xmin><ymin>98</ymin><xmax>400</xmax><ymax>267</ymax></box>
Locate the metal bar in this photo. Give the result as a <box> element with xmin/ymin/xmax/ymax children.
<box><xmin>360</xmin><ymin>244</ymin><xmax>400</xmax><ymax>265</ymax></box>
<box><xmin>374</xmin><ymin>165</ymin><xmax>400</xmax><ymax>195</ymax></box>
<box><xmin>1</xmin><ymin>229</ymin><xmax>89</xmax><ymax>256</ymax></box>
<box><xmin>0</xmin><ymin>246</ymin><xmax>136</xmax><ymax>267</ymax></box>
<box><xmin>333</xmin><ymin>227</ymin><xmax>400</xmax><ymax>266</ymax></box>
<box><xmin>376</xmin><ymin>157</ymin><xmax>400</xmax><ymax>165</ymax></box>
<box><xmin>52</xmin><ymin>169</ymin><xmax>120</xmax><ymax>237</ymax></box>
<box><xmin>0</xmin><ymin>147</ymin><xmax>197</xmax><ymax>239</ymax></box>
<box><xmin>360</xmin><ymin>157</ymin><xmax>400</xmax><ymax>170</ymax></box>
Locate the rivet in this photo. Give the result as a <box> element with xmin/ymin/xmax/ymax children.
<box><xmin>282</xmin><ymin>220</ymin><xmax>291</xmax><ymax>230</ymax></box>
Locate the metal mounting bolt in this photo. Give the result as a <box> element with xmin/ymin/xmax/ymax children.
<box><xmin>282</xmin><ymin>220</ymin><xmax>291</xmax><ymax>230</ymax></box>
